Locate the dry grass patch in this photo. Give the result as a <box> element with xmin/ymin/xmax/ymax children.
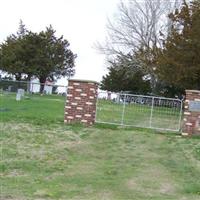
<box><xmin>1</xmin><ymin>120</ymin><xmax>200</xmax><ymax>199</ymax></box>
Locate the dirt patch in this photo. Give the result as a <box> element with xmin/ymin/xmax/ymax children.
<box><xmin>127</xmin><ymin>179</ymin><xmax>137</xmax><ymax>189</ymax></box>
<box><xmin>96</xmin><ymin>191</ymin><xmax>114</xmax><ymax>200</ymax></box>
<box><xmin>126</xmin><ymin>165</ymin><xmax>177</xmax><ymax>196</ymax></box>
<box><xmin>159</xmin><ymin>183</ymin><xmax>175</xmax><ymax>194</ymax></box>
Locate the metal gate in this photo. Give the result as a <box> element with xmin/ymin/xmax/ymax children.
<box><xmin>95</xmin><ymin>92</ymin><xmax>183</xmax><ymax>131</ymax></box>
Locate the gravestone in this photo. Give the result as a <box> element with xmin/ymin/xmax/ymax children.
<box><xmin>18</xmin><ymin>89</ymin><xmax>25</xmax><ymax>97</ymax></box>
<box><xmin>182</xmin><ymin>90</ymin><xmax>200</xmax><ymax>136</ymax></box>
<box><xmin>16</xmin><ymin>92</ymin><xmax>21</xmax><ymax>101</ymax></box>
<box><xmin>8</xmin><ymin>86</ymin><xmax>12</xmax><ymax>92</ymax></box>
<box><xmin>16</xmin><ymin>89</ymin><xmax>25</xmax><ymax>101</ymax></box>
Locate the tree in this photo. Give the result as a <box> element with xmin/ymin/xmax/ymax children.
<box><xmin>24</xmin><ymin>26</ymin><xmax>76</xmax><ymax>92</ymax></box>
<box><xmin>0</xmin><ymin>20</ymin><xmax>28</xmax><ymax>81</ymax></box>
<box><xmin>0</xmin><ymin>35</ymin><xmax>25</xmax><ymax>81</ymax></box>
<box><xmin>156</xmin><ymin>0</ymin><xmax>200</xmax><ymax>91</ymax></box>
<box><xmin>0</xmin><ymin>22</ymin><xmax>76</xmax><ymax>92</ymax></box>
<box><xmin>17</xmin><ymin>19</ymin><xmax>27</xmax><ymax>38</ymax></box>
<box><xmin>97</xmin><ymin>0</ymin><xmax>181</xmax><ymax>94</ymax></box>
<box><xmin>100</xmin><ymin>0</ymin><xmax>179</xmax><ymax>54</ymax></box>
<box><xmin>100</xmin><ymin>54</ymin><xmax>151</xmax><ymax>94</ymax></box>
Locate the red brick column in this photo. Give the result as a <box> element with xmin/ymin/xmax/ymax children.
<box><xmin>182</xmin><ymin>90</ymin><xmax>200</xmax><ymax>136</ymax></box>
<box><xmin>64</xmin><ymin>79</ymin><xmax>98</xmax><ymax>125</ymax></box>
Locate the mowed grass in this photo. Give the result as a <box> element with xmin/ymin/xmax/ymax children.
<box><xmin>0</xmin><ymin>93</ymin><xmax>65</xmax><ymax>125</ymax></box>
<box><xmin>96</xmin><ymin>99</ymin><xmax>182</xmax><ymax>130</ymax></box>
<box><xmin>1</xmin><ymin>93</ymin><xmax>200</xmax><ymax>200</ymax></box>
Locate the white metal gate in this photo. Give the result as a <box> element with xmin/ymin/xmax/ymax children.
<box><xmin>95</xmin><ymin>92</ymin><xmax>183</xmax><ymax>131</ymax></box>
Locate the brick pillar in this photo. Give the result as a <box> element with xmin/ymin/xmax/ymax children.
<box><xmin>64</xmin><ymin>79</ymin><xmax>98</xmax><ymax>125</ymax></box>
<box><xmin>182</xmin><ymin>90</ymin><xmax>200</xmax><ymax>136</ymax></box>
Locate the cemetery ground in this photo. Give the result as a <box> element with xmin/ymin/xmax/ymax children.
<box><xmin>1</xmin><ymin>93</ymin><xmax>200</xmax><ymax>200</ymax></box>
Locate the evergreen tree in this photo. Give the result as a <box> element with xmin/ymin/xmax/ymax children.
<box><xmin>100</xmin><ymin>55</ymin><xmax>151</xmax><ymax>94</ymax></box>
<box><xmin>0</xmin><ymin>34</ymin><xmax>25</xmax><ymax>81</ymax></box>
<box><xmin>17</xmin><ymin>19</ymin><xmax>27</xmax><ymax>37</ymax></box>
<box><xmin>26</xmin><ymin>25</ymin><xmax>76</xmax><ymax>92</ymax></box>
<box><xmin>0</xmin><ymin>20</ymin><xmax>32</xmax><ymax>81</ymax></box>
<box><xmin>0</xmin><ymin>22</ymin><xmax>76</xmax><ymax>92</ymax></box>
<box><xmin>157</xmin><ymin>0</ymin><xmax>200</xmax><ymax>90</ymax></box>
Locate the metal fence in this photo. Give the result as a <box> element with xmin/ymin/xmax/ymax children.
<box><xmin>0</xmin><ymin>79</ymin><xmax>67</xmax><ymax>97</ymax></box>
<box><xmin>95</xmin><ymin>91</ymin><xmax>183</xmax><ymax>132</ymax></box>
<box><xmin>0</xmin><ymin>79</ymin><xmax>68</xmax><ymax>124</ymax></box>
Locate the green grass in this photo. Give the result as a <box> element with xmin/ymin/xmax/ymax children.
<box><xmin>0</xmin><ymin>93</ymin><xmax>66</xmax><ymax>125</ymax></box>
<box><xmin>1</xmin><ymin>93</ymin><xmax>200</xmax><ymax>199</ymax></box>
<box><xmin>96</xmin><ymin>99</ymin><xmax>181</xmax><ymax>130</ymax></box>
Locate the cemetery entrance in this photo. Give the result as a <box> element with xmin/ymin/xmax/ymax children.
<box><xmin>95</xmin><ymin>92</ymin><xmax>183</xmax><ymax>132</ymax></box>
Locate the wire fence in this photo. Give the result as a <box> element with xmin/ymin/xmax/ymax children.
<box><xmin>1</xmin><ymin>80</ymin><xmax>183</xmax><ymax>131</ymax></box>
<box><xmin>96</xmin><ymin>91</ymin><xmax>183</xmax><ymax>132</ymax></box>
<box><xmin>0</xmin><ymin>79</ymin><xmax>68</xmax><ymax>97</ymax></box>
<box><xmin>0</xmin><ymin>80</ymin><xmax>68</xmax><ymax>123</ymax></box>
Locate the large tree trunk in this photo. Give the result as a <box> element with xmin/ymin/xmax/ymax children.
<box><xmin>15</xmin><ymin>73</ymin><xmax>21</xmax><ymax>81</ymax></box>
<box><xmin>39</xmin><ymin>76</ymin><xmax>46</xmax><ymax>94</ymax></box>
<box><xmin>15</xmin><ymin>73</ymin><xmax>22</xmax><ymax>88</ymax></box>
<box><xmin>26</xmin><ymin>74</ymin><xmax>32</xmax><ymax>93</ymax></box>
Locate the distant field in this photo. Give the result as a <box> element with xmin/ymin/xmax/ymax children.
<box><xmin>1</xmin><ymin>93</ymin><xmax>200</xmax><ymax>200</ymax></box>
<box><xmin>96</xmin><ymin>99</ymin><xmax>182</xmax><ymax>131</ymax></box>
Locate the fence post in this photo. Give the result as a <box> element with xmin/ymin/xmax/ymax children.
<box><xmin>149</xmin><ymin>97</ymin><xmax>154</xmax><ymax>128</ymax></box>
<box><xmin>178</xmin><ymin>100</ymin><xmax>183</xmax><ymax>131</ymax></box>
<box><xmin>121</xmin><ymin>94</ymin><xmax>126</xmax><ymax>126</ymax></box>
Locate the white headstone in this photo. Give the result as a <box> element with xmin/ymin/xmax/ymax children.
<box><xmin>17</xmin><ymin>89</ymin><xmax>25</xmax><ymax>97</ymax></box>
<box><xmin>16</xmin><ymin>93</ymin><xmax>21</xmax><ymax>101</ymax></box>
<box><xmin>8</xmin><ymin>86</ymin><xmax>12</xmax><ymax>92</ymax></box>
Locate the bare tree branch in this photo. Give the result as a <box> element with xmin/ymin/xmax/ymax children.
<box><xmin>95</xmin><ymin>0</ymin><xmax>182</xmax><ymax>57</ymax></box>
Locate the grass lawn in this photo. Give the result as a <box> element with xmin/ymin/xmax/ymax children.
<box><xmin>1</xmin><ymin>93</ymin><xmax>200</xmax><ymax>199</ymax></box>
<box><xmin>96</xmin><ymin>99</ymin><xmax>182</xmax><ymax>131</ymax></box>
